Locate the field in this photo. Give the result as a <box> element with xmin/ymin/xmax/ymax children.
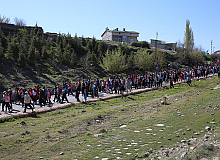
<box><xmin>1</xmin><ymin>76</ymin><xmax>220</xmax><ymax>160</ymax></box>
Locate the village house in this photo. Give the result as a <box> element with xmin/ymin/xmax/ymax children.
<box><xmin>101</xmin><ymin>27</ymin><xmax>139</xmax><ymax>43</ymax></box>
<box><xmin>150</xmin><ymin>39</ymin><xmax>176</xmax><ymax>51</ymax></box>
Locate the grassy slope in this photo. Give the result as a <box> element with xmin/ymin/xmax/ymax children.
<box><xmin>0</xmin><ymin>77</ymin><xmax>220</xmax><ymax>159</ymax></box>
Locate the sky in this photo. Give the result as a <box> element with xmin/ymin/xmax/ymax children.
<box><xmin>1</xmin><ymin>0</ymin><xmax>219</xmax><ymax>53</ymax></box>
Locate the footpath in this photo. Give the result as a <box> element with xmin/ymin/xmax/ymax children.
<box><xmin>0</xmin><ymin>74</ymin><xmax>217</xmax><ymax>120</ymax></box>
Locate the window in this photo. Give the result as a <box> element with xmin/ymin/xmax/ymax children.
<box><xmin>123</xmin><ymin>36</ymin><xmax>127</xmax><ymax>42</ymax></box>
<box><xmin>130</xmin><ymin>39</ymin><xmax>134</xmax><ymax>43</ymax></box>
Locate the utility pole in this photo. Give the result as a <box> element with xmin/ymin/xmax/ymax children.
<box><xmin>155</xmin><ymin>32</ymin><xmax>158</xmax><ymax>71</ymax></box>
<box><xmin>211</xmin><ymin>40</ymin><xmax>213</xmax><ymax>54</ymax></box>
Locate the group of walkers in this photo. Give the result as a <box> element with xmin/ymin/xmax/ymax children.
<box><xmin>1</xmin><ymin>62</ymin><xmax>219</xmax><ymax>113</ymax></box>
<box><xmin>1</xmin><ymin>86</ymin><xmax>58</xmax><ymax>113</ymax></box>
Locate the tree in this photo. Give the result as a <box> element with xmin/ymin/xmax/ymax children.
<box><xmin>27</xmin><ymin>40</ymin><xmax>36</xmax><ymax>65</ymax></box>
<box><xmin>17</xmin><ymin>44</ymin><xmax>26</xmax><ymax>67</ymax></box>
<box><xmin>0</xmin><ymin>15</ymin><xmax>10</xmax><ymax>23</ymax></box>
<box><xmin>184</xmin><ymin>20</ymin><xmax>194</xmax><ymax>52</ymax></box>
<box><xmin>189</xmin><ymin>50</ymin><xmax>205</xmax><ymax>66</ymax></box>
<box><xmin>63</xmin><ymin>43</ymin><xmax>72</xmax><ymax>65</ymax></box>
<box><xmin>0</xmin><ymin>38</ymin><xmax>4</xmax><ymax>61</ymax></box>
<box><xmin>100</xmin><ymin>49</ymin><xmax>127</xmax><ymax>73</ymax></box>
<box><xmin>70</xmin><ymin>49</ymin><xmax>77</xmax><ymax>65</ymax></box>
<box><xmin>41</xmin><ymin>45</ymin><xmax>48</xmax><ymax>59</ymax></box>
<box><xmin>5</xmin><ymin>39</ymin><xmax>14</xmax><ymax>60</ymax></box>
<box><xmin>175</xmin><ymin>51</ymin><xmax>191</xmax><ymax>65</ymax></box>
<box><xmin>135</xmin><ymin>48</ymin><xmax>154</xmax><ymax>71</ymax></box>
<box><xmin>156</xmin><ymin>51</ymin><xmax>167</xmax><ymax>69</ymax></box>
<box><xmin>56</xmin><ymin>43</ymin><xmax>63</xmax><ymax>64</ymax></box>
<box><xmin>14</xmin><ymin>17</ymin><xmax>26</xmax><ymax>26</ymax></box>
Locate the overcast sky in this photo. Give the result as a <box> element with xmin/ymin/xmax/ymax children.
<box><xmin>1</xmin><ymin>0</ymin><xmax>219</xmax><ymax>53</ymax></box>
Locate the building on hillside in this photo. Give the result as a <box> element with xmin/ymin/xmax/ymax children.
<box><xmin>101</xmin><ymin>27</ymin><xmax>139</xmax><ymax>43</ymax></box>
<box><xmin>150</xmin><ymin>39</ymin><xmax>176</xmax><ymax>51</ymax></box>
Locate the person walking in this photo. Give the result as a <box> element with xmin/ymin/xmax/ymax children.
<box><xmin>61</xmin><ymin>87</ymin><xmax>69</xmax><ymax>103</ymax></box>
<box><xmin>75</xmin><ymin>84</ymin><xmax>81</xmax><ymax>102</ymax></box>
<box><xmin>1</xmin><ymin>91</ymin><xmax>6</xmax><ymax>112</ymax></box>
<box><xmin>39</xmin><ymin>89</ymin><xmax>45</xmax><ymax>107</ymax></box>
<box><xmin>47</xmin><ymin>89</ymin><xmax>52</xmax><ymax>104</ymax></box>
<box><xmin>24</xmin><ymin>91</ymin><xmax>34</xmax><ymax>113</ymax></box>
<box><xmin>4</xmin><ymin>92</ymin><xmax>11</xmax><ymax>112</ymax></box>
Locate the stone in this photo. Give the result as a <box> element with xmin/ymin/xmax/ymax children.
<box><xmin>120</xmin><ymin>125</ymin><xmax>127</xmax><ymax>128</ymax></box>
<box><xmin>194</xmin><ymin>132</ymin><xmax>199</xmax><ymax>135</ymax></box>
<box><xmin>205</xmin><ymin>126</ymin><xmax>211</xmax><ymax>131</ymax></box>
<box><xmin>143</xmin><ymin>152</ymin><xmax>149</xmax><ymax>157</ymax></box>
<box><xmin>181</xmin><ymin>140</ymin><xmax>186</xmax><ymax>143</ymax></box>
<box><xmin>187</xmin><ymin>128</ymin><xmax>191</xmax><ymax>131</ymax></box>
<box><xmin>155</xmin><ymin>124</ymin><xmax>164</xmax><ymax>127</ymax></box>
<box><xmin>60</xmin><ymin>152</ymin><xmax>64</xmax><ymax>155</ymax></box>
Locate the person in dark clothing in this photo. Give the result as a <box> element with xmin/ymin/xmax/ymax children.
<box><xmin>61</xmin><ymin>87</ymin><xmax>69</xmax><ymax>103</ymax></box>
<box><xmin>75</xmin><ymin>84</ymin><xmax>81</xmax><ymax>102</ymax></box>
<box><xmin>39</xmin><ymin>89</ymin><xmax>45</xmax><ymax>107</ymax></box>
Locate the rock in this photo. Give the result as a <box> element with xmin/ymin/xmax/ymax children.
<box><xmin>168</xmin><ymin>138</ymin><xmax>171</xmax><ymax>141</ymax></box>
<box><xmin>194</xmin><ymin>132</ymin><xmax>199</xmax><ymax>135</ymax></box>
<box><xmin>143</xmin><ymin>152</ymin><xmax>149</xmax><ymax>157</ymax></box>
<box><xmin>94</xmin><ymin>133</ymin><xmax>104</xmax><ymax>137</ymax></box>
<box><xmin>181</xmin><ymin>152</ymin><xmax>187</xmax><ymax>158</ymax></box>
<box><xmin>207</xmin><ymin>131</ymin><xmax>213</xmax><ymax>135</ymax></box>
<box><xmin>182</xmin><ymin>133</ymin><xmax>186</xmax><ymax>135</ymax></box>
<box><xmin>205</xmin><ymin>126</ymin><xmax>211</xmax><ymax>131</ymax></box>
<box><xmin>39</xmin><ymin>157</ymin><xmax>43</xmax><ymax>159</ymax></box>
<box><xmin>181</xmin><ymin>140</ymin><xmax>186</xmax><ymax>143</ymax></box>
<box><xmin>60</xmin><ymin>152</ymin><xmax>64</xmax><ymax>155</ymax></box>
<box><xmin>211</xmin><ymin>113</ymin><xmax>214</xmax><ymax>115</ymax></box>
<box><xmin>187</xmin><ymin>128</ymin><xmax>191</xmax><ymax>131</ymax></box>
<box><xmin>190</xmin><ymin>146</ymin><xmax>195</xmax><ymax>150</ymax></box>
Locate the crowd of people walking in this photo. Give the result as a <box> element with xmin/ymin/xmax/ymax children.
<box><xmin>1</xmin><ymin>62</ymin><xmax>219</xmax><ymax>113</ymax></box>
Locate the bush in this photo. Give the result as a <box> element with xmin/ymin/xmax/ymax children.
<box><xmin>130</xmin><ymin>41</ymin><xmax>150</xmax><ymax>49</ymax></box>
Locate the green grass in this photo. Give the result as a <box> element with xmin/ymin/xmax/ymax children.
<box><xmin>0</xmin><ymin>76</ymin><xmax>220</xmax><ymax>159</ymax></box>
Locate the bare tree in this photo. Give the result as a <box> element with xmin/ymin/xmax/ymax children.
<box><xmin>176</xmin><ymin>40</ymin><xmax>185</xmax><ymax>53</ymax></box>
<box><xmin>14</xmin><ymin>17</ymin><xmax>26</xmax><ymax>26</ymax></box>
<box><xmin>0</xmin><ymin>15</ymin><xmax>10</xmax><ymax>23</ymax></box>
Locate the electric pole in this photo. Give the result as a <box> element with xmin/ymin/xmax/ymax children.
<box><xmin>211</xmin><ymin>40</ymin><xmax>213</xmax><ymax>54</ymax></box>
<box><xmin>156</xmin><ymin>32</ymin><xmax>158</xmax><ymax>71</ymax></box>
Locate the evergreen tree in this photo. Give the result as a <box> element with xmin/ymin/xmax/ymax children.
<box><xmin>0</xmin><ymin>28</ymin><xmax>7</xmax><ymax>50</ymax></box>
<box><xmin>0</xmin><ymin>38</ymin><xmax>4</xmax><ymax>62</ymax></box>
<box><xmin>28</xmin><ymin>40</ymin><xmax>36</xmax><ymax>65</ymax></box>
<box><xmin>86</xmin><ymin>39</ymin><xmax>93</xmax><ymax>53</ymax></box>
<box><xmin>17</xmin><ymin>44</ymin><xmax>26</xmax><ymax>67</ymax></box>
<box><xmin>63</xmin><ymin>43</ymin><xmax>72</xmax><ymax>65</ymax></box>
<box><xmin>5</xmin><ymin>39</ymin><xmax>14</xmax><ymax>60</ymax></box>
<box><xmin>56</xmin><ymin>42</ymin><xmax>63</xmax><ymax>64</ymax></box>
<box><xmin>42</xmin><ymin>45</ymin><xmax>48</xmax><ymax>59</ymax></box>
<box><xmin>97</xmin><ymin>41</ymin><xmax>105</xmax><ymax>59</ymax></box>
<box><xmin>70</xmin><ymin>49</ymin><xmax>77</xmax><ymax>65</ymax></box>
<box><xmin>81</xmin><ymin>35</ymin><xmax>86</xmax><ymax>46</ymax></box>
